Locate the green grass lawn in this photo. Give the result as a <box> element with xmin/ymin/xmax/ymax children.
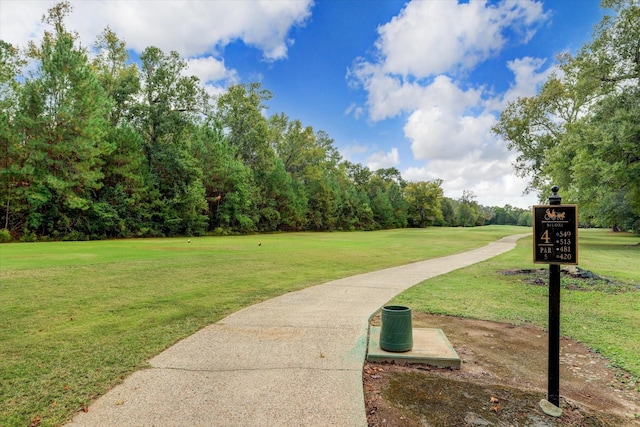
<box><xmin>1</xmin><ymin>226</ymin><xmax>521</xmax><ymax>427</ymax></box>
<box><xmin>390</xmin><ymin>228</ymin><xmax>640</xmax><ymax>382</ymax></box>
<box><xmin>1</xmin><ymin>226</ymin><xmax>638</xmax><ymax>426</ymax></box>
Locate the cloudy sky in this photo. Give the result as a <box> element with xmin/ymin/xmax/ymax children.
<box><xmin>0</xmin><ymin>0</ymin><xmax>605</xmax><ymax>208</ymax></box>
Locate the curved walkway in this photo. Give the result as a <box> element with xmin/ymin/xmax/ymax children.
<box><xmin>67</xmin><ymin>233</ymin><xmax>529</xmax><ymax>427</ymax></box>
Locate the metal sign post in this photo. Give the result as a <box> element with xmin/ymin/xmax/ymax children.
<box><xmin>532</xmin><ymin>186</ymin><xmax>578</xmax><ymax>415</ymax></box>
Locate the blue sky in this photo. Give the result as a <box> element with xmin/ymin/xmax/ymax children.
<box><xmin>0</xmin><ymin>0</ymin><xmax>606</xmax><ymax>208</ymax></box>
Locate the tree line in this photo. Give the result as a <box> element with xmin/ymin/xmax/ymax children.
<box><xmin>0</xmin><ymin>2</ymin><xmax>531</xmax><ymax>242</ymax></box>
<box><xmin>492</xmin><ymin>0</ymin><xmax>640</xmax><ymax>233</ymax></box>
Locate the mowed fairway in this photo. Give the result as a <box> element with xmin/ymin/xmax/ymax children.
<box><xmin>1</xmin><ymin>226</ymin><xmax>638</xmax><ymax>426</ymax></box>
<box><xmin>1</xmin><ymin>226</ymin><xmax>521</xmax><ymax>426</ymax></box>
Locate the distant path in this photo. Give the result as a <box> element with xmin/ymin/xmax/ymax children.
<box><xmin>67</xmin><ymin>233</ymin><xmax>529</xmax><ymax>427</ymax></box>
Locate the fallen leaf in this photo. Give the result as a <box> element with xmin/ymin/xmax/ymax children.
<box><xmin>115</xmin><ymin>400</ymin><xmax>125</xmax><ymax>405</ymax></box>
<box><xmin>30</xmin><ymin>416</ymin><xmax>41</xmax><ymax>427</ymax></box>
<box><xmin>491</xmin><ymin>403</ymin><xmax>501</xmax><ymax>412</ymax></box>
<box><xmin>490</xmin><ymin>396</ymin><xmax>499</xmax><ymax>403</ymax></box>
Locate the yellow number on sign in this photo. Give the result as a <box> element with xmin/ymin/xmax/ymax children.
<box><xmin>540</xmin><ymin>229</ymin><xmax>550</xmax><ymax>244</ymax></box>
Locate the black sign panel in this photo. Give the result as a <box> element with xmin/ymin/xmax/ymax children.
<box><xmin>533</xmin><ymin>205</ymin><xmax>578</xmax><ymax>265</ymax></box>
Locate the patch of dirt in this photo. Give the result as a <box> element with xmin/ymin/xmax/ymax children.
<box><xmin>500</xmin><ymin>267</ymin><xmax>640</xmax><ymax>293</ymax></box>
<box><xmin>364</xmin><ymin>313</ymin><xmax>640</xmax><ymax>426</ymax></box>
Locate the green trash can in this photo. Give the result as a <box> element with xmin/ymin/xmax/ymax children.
<box><xmin>380</xmin><ymin>305</ymin><xmax>413</xmax><ymax>352</ymax></box>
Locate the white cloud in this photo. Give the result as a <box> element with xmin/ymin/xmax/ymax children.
<box><xmin>339</xmin><ymin>143</ymin><xmax>369</xmax><ymax>163</ymax></box>
<box><xmin>347</xmin><ymin>68</ymin><xmax>484</xmax><ymax>122</ymax></box>
<box><xmin>344</xmin><ymin>102</ymin><xmax>364</xmax><ymax>120</ymax></box>
<box><xmin>375</xmin><ymin>0</ymin><xmax>548</xmax><ymax>78</ymax></box>
<box><xmin>186</xmin><ymin>57</ymin><xmax>238</xmax><ymax>84</ymax></box>
<box><xmin>73</xmin><ymin>1</ymin><xmax>311</xmax><ymax>60</ymax></box>
<box><xmin>347</xmin><ymin>64</ymin><xmax>416</xmax><ymax>121</ymax></box>
<box><xmin>349</xmin><ymin>0</ymin><xmax>550</xmax><ymax>208</ymax></box>
<box><xmin>405</xmin><ymin>108</ymin><xmax>496</xmax><ymax>160</ymax></box>
<box><xmin>0</xmin><ymin>1</ymin><xmax>48</xmax><ymax>48</ymax></box>
<box><xmin>347</xmin><ymin>0</ymin><xmax>548</xmax><ymax>121</ymax></box>
<box><xmin>0</xmin><ymin>0</ymin><xmax>313</xmax><ymax>85</ymax></box>
<box><xmin>366</xmin><ymin>148</ymin><xmax>399</xmax><ymax>171</ymax></box>
<box><xmin>403</xmin><ymin>154</ymin><xmax>539</xmax><ymax>208</ymax></box>
<box><xmin>488</xmin><ymin>56</ymin><xmax>553</xmax><ymax>111</ymax></box>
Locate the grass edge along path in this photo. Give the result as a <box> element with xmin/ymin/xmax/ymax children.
<box><xmin>1</xmin><ymin>226</ymin><xmax>521</xmax><ymax>427</ymax></box>
<box><xmin>390</xmin><ymin>229</ymin><xmax>640</xmax><ymax>384</ymax></box>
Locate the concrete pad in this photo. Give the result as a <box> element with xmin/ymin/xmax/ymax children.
<box><xmin>367</xmin><ymin>326</ymin><xmax>461</xmax><ymax>369</ymax></box>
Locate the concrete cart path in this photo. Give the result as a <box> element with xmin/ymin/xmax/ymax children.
<box><xmin>67</xmin><ymin>233</ymin><xmax>529</xmax><ymax>427</ymax></box>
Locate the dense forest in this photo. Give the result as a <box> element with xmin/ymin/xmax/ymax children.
<box><xmin>5</xmin><ymin>1</ymin><xmax>639</xmax><ymax>241</ymax></box>
<box><xmin>0</xmin><ymin>3</ymin><xmax>535</xmax><ymax>242</ymax></box>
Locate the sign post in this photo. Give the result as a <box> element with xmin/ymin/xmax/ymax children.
<box><xmin>532</xmin><ymin>186</ymin><xmax>578</xmax><ymax>416</ymax></box>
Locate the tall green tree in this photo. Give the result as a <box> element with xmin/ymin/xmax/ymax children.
<box><xmin>195</xmin><ymin>121</ymin><xmax>257</xmax><ymax>233</ymax></box>
<box><xmin>438</xmin><ymin>198</ymin><xmax>456</xmax><ymax>226</ymax></box>
<box><xmin>566</xmin><ymin>0</ymin><xmax>640</xmax><ymax>229</ymax></box>
<box><xmin>566</xmin><ymin>89</ymin><xmax>640</xmax><ymax>230</ymax></box>
<box><xmin>217</xmin><ymin>83</ymin><xmax>273</xmax><ymax>170</ymax></box>
<box><xmin>456</xmin><ymin>190</ymin><xmax>481</xmax><ymax>227</ymax></box>
<box><xmin>217</xmin><ymin>83</ymin><xmax>282</xmax><ymax>231</ymax></box>
<box><xmin>305</xmin><ymin>167</ymin><xmax>341</xmax><ymax>231</ymax></box>
<box><xmin>404</xmin><ymin>180</ymin><xmax>444</xmax><ymax>228</ymax></box>
<box><xmin>132</xmin><ymin>46</ymin><xmax>209</xmax><ymax>235</ymax></box>
<box><xmin>336</xmin><ymin>161</ymin><xmax>375</xmax><ymax>230</ymax></box>
<box><xmin>0</xmin><ymin>41</ymin><xmax>26</xmax><ymax>233</ymax></box>
<box><xmin>493</xmin><ymin>0</ymin><xmax>640</xmax><ymax>231</ymax></box>
<box><xmin>491</xmin><ymin>68</ymin><xmax>591</xmax><ymax>193</ymax></box>
<box><xmin>270</xmin><ymin>115</ymin><xmax>320</xmax><ymax>178</ymax></box>
<box><xmin>13</xmin><ymin>2</ymin><xmax>113</xmax><ymax>237</ymax></box>
<box><xmin>90</xmin><ymin>28</ymin><xmax>147</xmax><ymax>237</ymax></box>
<box><xmin>92</xmin><ymin>28</ymin><xmax>140</xmax><ymax>126</ymax></box>
<box><xmin>267</xmin><ymin>113</ymin><xmax>350</xmax><ymax>231</ymax></box>
<box><xmin>367</xmin><ymin>168</ymin><xmax>407</xmax><ymax>229</ymax></box>
<box><xmin>259</xmin><ymin>157</ymin><xmax>308</xmax><ymax>231</ymax></box>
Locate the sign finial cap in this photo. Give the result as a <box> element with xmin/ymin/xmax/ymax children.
<box><xmin>549</xmin><ymin>185</ymin><xmax>561</xmax><ymax>205</ymax></box>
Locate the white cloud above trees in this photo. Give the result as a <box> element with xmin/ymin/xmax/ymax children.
<box><xmin>1</xmin><ymin>0</ymin><xmax>313</xmax><ymax>84</ymax></box>
<box><xmin>0</xmin><ymin>0</ymin><xmax>576</xmax><ymax>208</ymax></box>
<box><xmin>348</xmin><ymin>0</ymin><xmax>552</xmax><ymax>206</ymax></box>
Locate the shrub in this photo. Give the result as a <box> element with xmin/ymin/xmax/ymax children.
<box><xmin>20</xmin><ymin>229</ymin><xmax>37</xmax><ymax>242</ymax></box>
<box><xmin>0</xmin><ymin>228</ymin><xmax>11</xmax><ymax>243</ymax></box>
